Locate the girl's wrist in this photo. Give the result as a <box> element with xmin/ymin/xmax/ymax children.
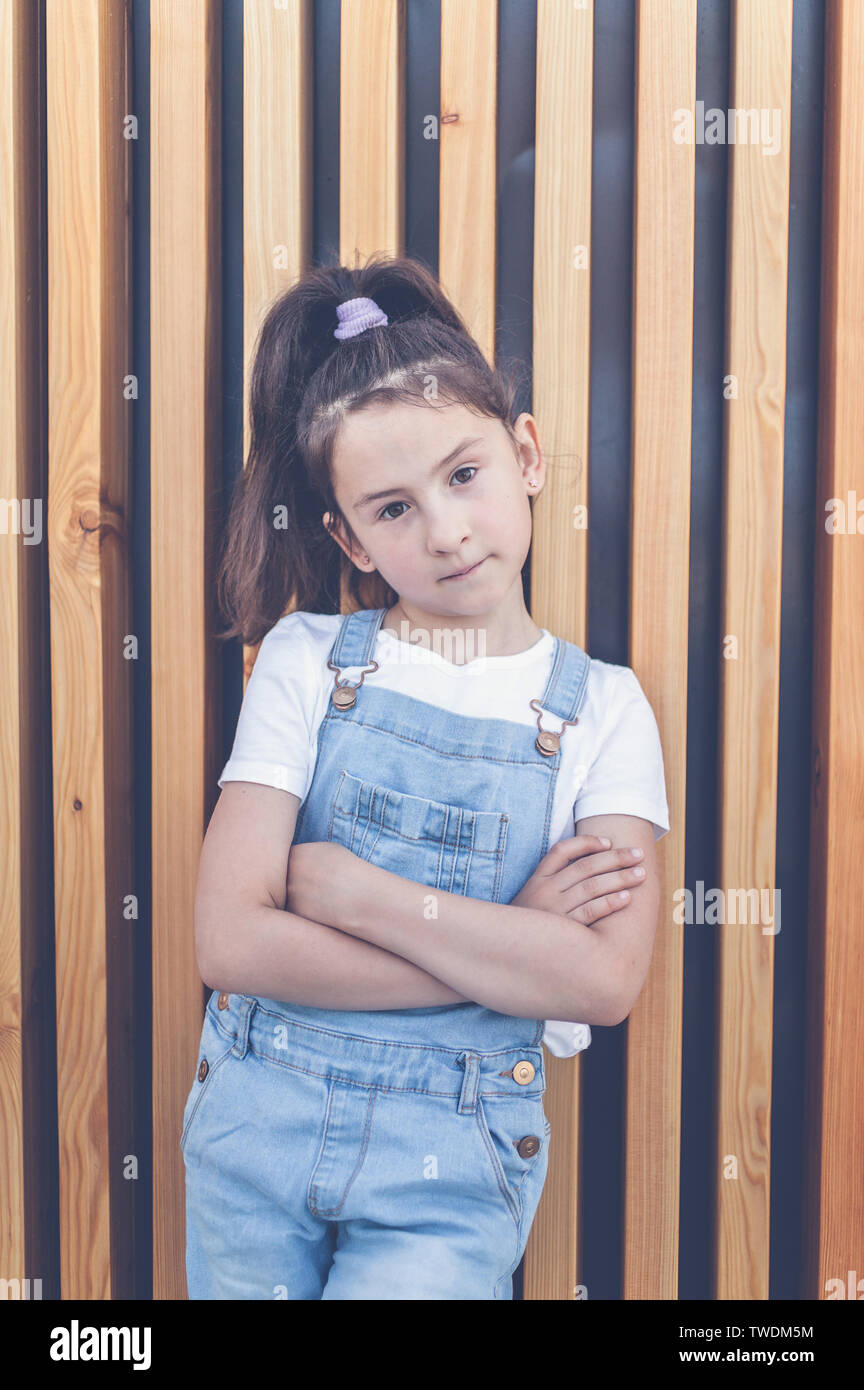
<box><xmin>326</xmin><ymin>843</ymin><xmax>378</xmax><ymax>935</ymax></box>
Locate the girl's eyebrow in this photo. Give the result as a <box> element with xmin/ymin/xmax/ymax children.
<box><xmin>353</xmin><ymin>436</ymin><xmax>485</xmax><ymax>511</ymax></box>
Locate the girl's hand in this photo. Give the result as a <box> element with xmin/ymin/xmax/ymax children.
<box><xmin>284</xmin><ymin>841</ymin><xmax>363</xmax><ymax>929</ymax></box>
<box><xmin>510</xmin><ymin>834</ymin><xmax>646</xmax><ymax>926</ymax></box>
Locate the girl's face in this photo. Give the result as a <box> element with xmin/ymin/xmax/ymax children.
<box><xmin>325</xmin><ymin>400</ymin><xmax>545</xmax><ymax>619</ymax></box>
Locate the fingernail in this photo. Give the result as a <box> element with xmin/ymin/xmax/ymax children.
<box><xmin>601</xmin><ymin>838</ymin><xmax>612</xmax><ymax>847</ymax></box>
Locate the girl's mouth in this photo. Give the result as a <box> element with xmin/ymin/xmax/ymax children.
<box><xmin>441</xmin><ymin>557</ymin><xmax>487</xmax><ymax>581</ymax></box>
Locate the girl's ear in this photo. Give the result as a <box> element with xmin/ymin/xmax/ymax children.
<box><xmin>323</xmin><ymin>512</ymin><xmax>372</xmax><ymax>570</ymax></box>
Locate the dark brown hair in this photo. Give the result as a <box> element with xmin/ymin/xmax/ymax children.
<box><xmin>216</xmin><ymin>252</ymin><xmax>524</xmax><ymax>647</ymax></box>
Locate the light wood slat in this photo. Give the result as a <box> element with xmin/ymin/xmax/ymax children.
<box><xmin>439</xmin><ymin>0</ymin><xmax>497</xmax><ymax>365</ymax></box>
<box><xmin>338</xmin><ymin>0</ymin><xmax>404</xmax><ymax>610</ymax></box>
<box><xmin>623</xmin><ymin>0</ymin><xmax>696</xmax><ymax>1302</ymax></box>
<box><xmin>526</xmin><ymin>0</ymin><xmax>594</xmax><ymax>1302</ymax></box>
<box><xmin>340</xmin><ymin>0</ymin><xmax>404</xmax><ymax>266</ymax></box>
<box><xmin>715</xmin><ymin>0</ymin><xmax>793</xmax><ymax>1301</ymax></box>
<box><xmin>804</xmin><ymin>0</ymin><xmax>864</xmax><ymax>1302</ymax></box>
<box><xmin>46</xmin><ymin>0</ymin><xmax>133</xmax><ymax>1298</ymax></box>
<box><xmin>0</xmin><ymin>0</ymin><xmax>43</xmax><ymax>1296</ymax></box>
<box><xmin>151</xmin><ymin>0</ymin><xmax>222</xmax><ymax>1300</ymax></box>
<box><xmin>242</xmin><ymin>0</ymin><xmax>312</xmax><ymax>682</ymax></box>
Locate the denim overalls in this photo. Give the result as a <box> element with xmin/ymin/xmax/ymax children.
<box><xmin>182</xmin><ymin>606</ymin><xmax>590</xmax><ymax>1299</ymax></box>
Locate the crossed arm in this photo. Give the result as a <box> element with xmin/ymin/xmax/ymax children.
<box><xmin>195</xmin><ymin>783</ymin><xmax>660</xmax><ymax>1026</ymax></box>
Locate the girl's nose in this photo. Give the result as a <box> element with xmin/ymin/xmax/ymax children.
<box><xmin>425</xmin><ymin>517</ymin><xmax>471</xmax><ymax>555</ymax></box>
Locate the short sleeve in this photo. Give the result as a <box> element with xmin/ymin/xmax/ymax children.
<box><xmin>217</xmin><ymin>614</ymin><xmax>322</xmax><ymax>799</ymax></box>
<box><xmin>573</xmin><ymin>666</ymin><xmax>670</xmax><ymax>840</ymax></box>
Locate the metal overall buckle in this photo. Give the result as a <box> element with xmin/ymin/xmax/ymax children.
<box><xmin>327</xmin><ymin>658</ymin><xmax>379</xmax><ymax>710</ymax></box>
<box><xmin>529</xmin><ymin>698</ymin><xmax>579</xmax><ymax>756</ymax></box>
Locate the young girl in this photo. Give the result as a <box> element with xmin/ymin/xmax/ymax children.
<box><xmin>182</xmin><ymin>254</ymin><xmax>669</xmax><ymax>1301</ymax></box>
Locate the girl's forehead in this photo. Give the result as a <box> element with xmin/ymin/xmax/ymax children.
<box><xmin>332</xmin><ymin>404</ymin><xmax>500</xmax><ymax>479</ymax></box>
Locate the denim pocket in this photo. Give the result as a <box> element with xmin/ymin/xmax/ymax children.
<box><xmin>475</xmin><ymin>1094</ymin><xmax>549</xmax><ymax>1234</ymax></box>
<box><xmin>326</xmin><ymin>769</ymin><xmax>510</xmax><ymax>902</ymax></box>
<box><xmin>180</xmin><ymin>1005</ymin><xmax>237</xmax><ymax>1154</ymax></box>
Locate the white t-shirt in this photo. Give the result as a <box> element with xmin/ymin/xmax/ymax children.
<box><xmin>218</xmin><ymin>611</ymin><xmax>670</xmax><ymax>1058</ymax></box>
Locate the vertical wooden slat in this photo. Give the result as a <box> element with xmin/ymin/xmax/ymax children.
<box><xmin>340</xmin><ymin>0</ymin><xmax>404</xmax><ymax>265</ymax></box>
<box><xmin>338</xmin><ymin>0</ymin><xmax>404</xmax><ymax>611</ymax></box>
<box><xmin>439</xmin><ymin>0</ymin><xmax>497</xmax><ymax>365</ymax></box>
<box><xmin>805</xmin><ymin>0</ymin><xmax>864</xmax><ymax>1302</ymax></box>
<box><xmin>714</xmin><ymin>0</ymin><xmax>793</xmax><ymax>1301</ymax></box>
<box><xmin>624</xmin><ymin>0</ymin><xmax>696</xmax><ymax>1301</ymax></box>
<box><xmin>151</xmin><ymin>0</ymin><xmax>222</xmax><ymax>1299</ymax></box>
<box><xmin>0</xmin><ymin>0</ymin><xmax>48</xmax><ymax>1297</ymax></box>
<box><xmin>46</xmin><ymin>0</ymin><xmax>134</xmax><ymax>1298</ymax></box>
<box><xmin>243</xmin><ymin>0</ymin><xmax>312</xmax><ymax>679</ymax></box>
<box><xmin>527</xmin><ymin>0</ymin><xmax>594</xmax><ymax>1301</ymax></box>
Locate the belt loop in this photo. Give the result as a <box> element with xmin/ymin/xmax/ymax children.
<box><xmin>456</xmin><ymin>1052</ymin><xmax>480</xmax><ymax>1114</ymax></box>
<box><xmin>232</xmin><ymin>995</ymin><xmax>257</xmax><ymax>1059</ymax></box>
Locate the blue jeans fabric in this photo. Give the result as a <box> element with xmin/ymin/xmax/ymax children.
<box><xmin>183</xmin><ymin>607</ymin><xmax>590</xmax><ymax>1299</ymax></box>
<box><xmin>182</xmin><ymin>990</ymin><xmax>552</xmax><ymax>1299</ymax></box>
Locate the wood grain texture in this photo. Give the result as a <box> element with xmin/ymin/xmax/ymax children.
<box><xmin>338</xmin><ymin>0</ymin><xmax>404</xmax><ymax>611</ymax></box>
<box><xmin>624</xmin><ymin>0</ymin><xmax>696</xmax><ymax>1302</ymax></box>
<box><xmin>439</xmin><ymin>0</ymin><xmax>497</xmax><ymax>365</ymax></box>
<box><xmin>0</xmin><ymin>0</ymin><xmax>46</xmax><ymax>1296</ymax></box>
<box><xmin>804</xmin><ymin>0</ymin><xmax>864</xmax><ymax>1303</ymax></box>
<box><xmin>242</xmin><ymin>0</ymin><xmax>312</xmax><ymax>685</ymax></box>
<box><xmin>714</xmin><ymin>0</ymin><xmax>792</xmax><ymax>1302</ymax></box>
<box><xmin>150</xmin><ymin>0</ymin><xmax>222</xmax><ymax>1300</ymax></box>
<box><xmin>340</xmin><ymin>0</ymin><xmax>404</xmax><ymax>266</ymax></box>
<box><xmin>46</xmin><ymin>0</ymin><xmax>134</xmax><ymax>1299</ymax></box>
<box><xmin>525</xmin><ymin>0</ymin><xmax>594</xmax><ymax>1302</ymax></box>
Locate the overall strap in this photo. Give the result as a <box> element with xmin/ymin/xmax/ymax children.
<box><xmin>529</xmin><ymin>636</ymin><xmax>591</xmax><ymax>758</ymax></box>
<box><xmin>327</xmin><ymin>606</ymin><xmax>387</xmax><ymax>668</ymax></box>
<box><xmin>537</xmin><ymin>636</ymin><xmax>591</xmax><ymax>722</ymax></box>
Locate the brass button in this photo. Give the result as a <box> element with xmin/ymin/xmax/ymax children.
<box><xmin>197</xmin><ymin>1058</ymin><xmax>209</xmax><ymax>1082</ymax></box>
<box><xmin>217</xmin><ymin>992</ymin><xmax>229</xmax><ymax>1010</ymax></box>
<box><xmin>516</xmin><ymin>1134</ymin><xmax>541</xmax><ymax>1159</ymax></box>
<box><xmin>513</xmin><ymin>1060</ymin><xmax>535</xmax><ymax>1085</ymax></box>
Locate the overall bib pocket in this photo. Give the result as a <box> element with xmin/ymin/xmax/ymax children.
<box><xmin>180</xmin><ymin>1006</ymin><xmax>237</xmax><ymax>1154</ymax></box>
<box><xmin>326</xmin><ymin>768</ymin><xmax>510</xmax><ymax>903</ymax></box>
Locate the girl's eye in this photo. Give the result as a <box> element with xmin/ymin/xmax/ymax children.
<box><xmin>376</xmin><ymin>465</ymin><xmax>478</xmax><ymax>522</ymax></box>
<box><xmin>452</xmin><ymin>465</ymin><xmax>477</xmax><ymax>485</ymax></box>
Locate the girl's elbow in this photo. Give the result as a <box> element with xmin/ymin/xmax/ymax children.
<box><xmin>605</xmin><ymin>966</ymin><xmax>651</xmax><ymax>1026</ymax></box>
<box><xmin>194</xmin><ymin>902</ymin><xmax>228</xmax><ymax>991</ymax></box>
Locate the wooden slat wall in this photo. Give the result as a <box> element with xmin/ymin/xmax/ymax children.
<box><xmin>150</xmin><ymin>0</ymin><xmax>222</xmax><ymax>1300</ymax></box>
<box><xmin>242</xmin><ymin>0</ymin><xmax>312</xmax><ymax>685</ymax></box>
<box><xmin>45</xmin><ymin>0</ymin><xmax>135</xmax><ymax>1298</ymax></box>
<box><xmin>340</xmin><ymin>0</ymin><xmax>404</xmax><ymax>266</ymax></box>
<box><xmin>625</xmin><ymin>0</ymin><xmax>696</xmax><ymax>1302</ymax></box>
<box><xmin>527</xmin><ymin>0</ymin><xmax>594</xmax><ymax>1302</ymax></box>
<box><xmin>805</xmin><ymin>0</ymin><xmax>864</xmax><ymax>1301</ymax></box>
<box><xmin>338</xmin><ymin>0</ymin><xmax>403</xmax><ymax>613</ymax></box>
<box><xmin>0</xmin><ymin>0</ymin><xmax>45</xmax><ymax>1297</ymax></box>
<box><xmin>439</xmin><ymin>0</ymin><xmax>497</xmax><ymax>364</ymax></box>
<box><xmin>715</xmin><ymin>0</ymin><xmax>793</xmax><ymax>1301</ymax></box>
<box><xmin>3</xmin><ymin>0</ymin><xmax>863</xmax><ymax>1305</ymax></box>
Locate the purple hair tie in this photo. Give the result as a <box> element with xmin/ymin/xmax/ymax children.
<box><xmin>334</xmin><ymin>296</ymin><xmax>389</xmax><ymax>340</ymax></box>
